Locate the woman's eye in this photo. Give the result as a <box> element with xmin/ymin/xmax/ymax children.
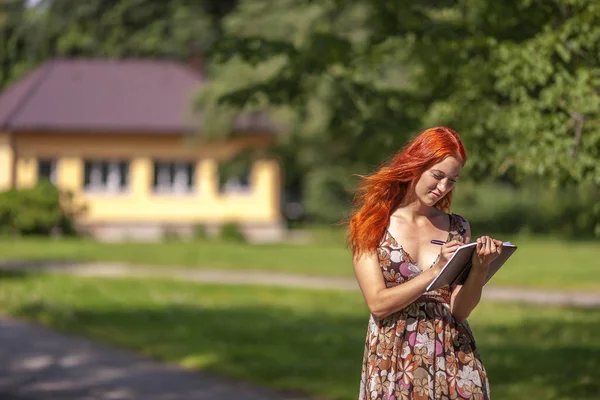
<box><xmin>433</xmin><ymin>174</ymin><xmax>442</xmax><ymax>180</ymax></box>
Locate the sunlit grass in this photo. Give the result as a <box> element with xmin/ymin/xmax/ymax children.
<box><xmin>0</xmin><ymin>231</ymin><xmax>598</xmax><ymax>290</ymax></box>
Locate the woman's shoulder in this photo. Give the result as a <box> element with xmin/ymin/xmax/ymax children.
<box><xmin>448</xmin><ymin>212</ymin><xmax>470</xmax><ymax>237</ymax></box>
<box><xmin>431</xmin><ymin>209</ymin><xmax>469</xmax><ymax>227</ymax></box>
<box><xmin>449</xmin><ymin>212</ymin><xmax>469</xmax><ymax>225</ymax></box>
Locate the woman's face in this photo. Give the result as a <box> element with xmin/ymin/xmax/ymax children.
<box><xmin>414</xmin><ymin>156</ymin><xmax>462</xmax><ymax>206</ymax></box>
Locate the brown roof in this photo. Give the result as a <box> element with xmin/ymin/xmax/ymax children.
<box><xmin>0</xmin><ymin>58</ymin><xmax>277</xmax><ymax>135</ymax></box>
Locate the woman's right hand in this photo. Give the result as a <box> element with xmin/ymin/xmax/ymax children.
<box><xmin>431</xmin><ymin>240</ymin><xmax>463</xmax><ymax>273</ymax></box>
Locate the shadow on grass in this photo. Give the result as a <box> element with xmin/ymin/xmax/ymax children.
<box><xmin>0</xmin><ymin>260</ymin><xmax>90</xmax><ymax>275</ymax></box>
<box><xmin>0</xmin><ymin>270</ymin><xmax>31</xmax><ymax>280</ymax></box>
<box><xmin>5</xmin><ymin>299</ymin><xmax>600</xmax><ymax>400</ymax></box>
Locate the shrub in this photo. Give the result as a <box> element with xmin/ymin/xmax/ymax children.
<box><xmin>193</xmin><ymin>223</ymin><xmax>209</xmax><ymax>240</ymax></box>
<box><xmin>219</xmin><ymin>222</ymin><xmax>246</xmax><ymax>243</ymax></box>
<box><xmin>161</xmin><ymin>226</ymin><xmax>182</xmax><ymax>242</ymax></box>
<box><xmin>451</xmin><ymin>180</ymin><xmax>600</xmax><ymax>238</ymax></box>
<box><xmin>0</xmin><ymin>181</ymin><xmax>86</xmax><ymax>236</ymax></box>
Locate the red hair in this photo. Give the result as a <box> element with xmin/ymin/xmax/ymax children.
<box><xmin>347</xmin><ymin>126</ymin><xmax>467</xmax><ymax>257</ymax></box>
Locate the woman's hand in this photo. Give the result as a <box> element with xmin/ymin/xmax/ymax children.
<box><xmin>472</xmin><ymin>236</ymin><xmax>503</xmax><ymax>270</ymax></box>
<box><xmin>432</xmin><ymin>240</ymin><xmax>463</xmax><ymax>273</ymax></box>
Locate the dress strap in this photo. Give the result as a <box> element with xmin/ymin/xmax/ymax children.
<box><xmin>447</xmin><ymin>213</ymin><xmax>468</xmax><ymax>242</ymax></box>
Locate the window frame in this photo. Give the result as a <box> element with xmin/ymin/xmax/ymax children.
<box><xmin>219</xmin><ymin>166</ymin><xmax>253</xmax><ymax>195</ymax></box>
<box><xmin>152</xmin><ymin>160</ymin><xmax>196</xmax><ymax>195</ymax></box>
<box><xmin>37</xmin><ymin>159</ymin><xmax>57</xmax><ymax>184</ymax></box>
<box><xmin>83</xmin><ymin>160</ymin><xmax>130</xmax><ymax>194</ymax></box>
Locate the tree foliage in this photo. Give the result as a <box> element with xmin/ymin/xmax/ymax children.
<box><xmin>0</xmin><ymin>0</ymin><xmax>236</xmax><ymax>88</ymax></box>
<box><xmin>203</xmin><ymin>0</ymin><xmax>600</xmax><ymax>200</ymax></box>
<box><xmin>0</xmin><ymin>0</ymin><xmax>37</xmax><ymax>87</ymax></box>
<box><xmin>198</xmin><ymin>0</ymin><xmax>425</xmax><ymax>221</ymax></box>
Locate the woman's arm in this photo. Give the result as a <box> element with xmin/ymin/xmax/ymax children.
<box><xmin>450</xmin><ymin>222</ymin><xmax>502</xmax><ymax>322</ymax></box>
<box><xmin>353</xmin><ymin>240</ymin><xmax>462</xmax><ymax>320</ymax></box>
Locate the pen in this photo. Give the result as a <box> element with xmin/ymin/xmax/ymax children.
<box><xmin>430</xmin><ymin>240</ymin><xmax>446</xmax><ymax>245</ymax></box>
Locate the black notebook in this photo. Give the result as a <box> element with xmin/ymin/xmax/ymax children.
<box><xmin>426</xmin><ymin>241</ymin><xmax>518</xmax><ymax>291</ymax></box>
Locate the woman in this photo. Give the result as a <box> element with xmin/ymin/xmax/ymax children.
<box><xmin>348</xmin><ymin>126</ymin><xmax>503</xmax><ymax>400</ymax></box>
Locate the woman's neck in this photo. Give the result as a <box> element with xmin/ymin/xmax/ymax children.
<box><xmin>393</xmin><ymin>199</ymin><xmax>438</xmax><ymax>222</ymax></box>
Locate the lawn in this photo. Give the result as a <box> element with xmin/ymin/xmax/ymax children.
<box><xmin>0</xmin><ymin>271</ymin><xmax>599</xmax><ymax>400</ymax></box>
<box><xmin>0</xmin><ymin>233</ymin><xmax>599</xmax><ymax>290</ymax></box>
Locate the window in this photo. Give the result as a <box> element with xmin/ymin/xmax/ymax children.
<box><xmin>84</xmin><ymin>160</ymin><xmax>129</xmax><ymax>193</ymax></box>
<box><xmin>153</xmin><ymin>161</ymin><xmax>195</xmax><ymax>194</ymax></box>
<box><xmin>37</xmin><ymin>159</ymin><xmax>57</xmax><ymax>184</ymax></box>
<box><xmin>220</xmin><ymin>168</ymin><xmax>252</xmax><ymax>194</ymax></box>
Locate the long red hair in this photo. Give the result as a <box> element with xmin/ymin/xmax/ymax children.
<box><xmin>347</xmin><ymin>126</ymin><xmax>467</xmax><ymax>257</ymax></box>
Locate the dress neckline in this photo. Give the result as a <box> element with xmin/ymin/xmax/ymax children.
<box><xmin>385</xmin><ymin>213</ymin><xmax>454</xmax><ymax>269</ymax></box>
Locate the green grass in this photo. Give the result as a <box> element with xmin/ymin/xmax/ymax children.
<box><xmin>0</xmin><ymin>236</ymin><xmax>352</xmax><ymax>276</ymax></box>
<box><xmin>0</xmin><ymin>271</ymin><xmax>599</xmax><ymax>400</ymax></box>
<box><xmin>0</xmin><ymin>233</ymin><xmax>599</xmax><ymax>290</ymax></box>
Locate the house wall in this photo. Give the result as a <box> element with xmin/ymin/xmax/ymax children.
<box><xmin>0</xmin><ymin>132</ymin><xmax>15</xmax><ymax>189</ymax></box>
<box><xmin>10</xmin><ymin>132</ymin><xmax>283</xmax><ymax>241</ymax></box>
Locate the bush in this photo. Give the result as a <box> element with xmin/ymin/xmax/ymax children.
<box><xmin>451</xmin><ymin>180</ymin><xmax>600</xmax><ymax>238</ymax></box>
<box><xmin>302</xmin><ymin>166</ymin><xmax>357</xmax><ymax>224</ymax></box>
<box><xmin>219</xmin><ymin>222</ymin><xmax>246</xmax><ymax>243</ymax></box>
<box><xmin>193</xmin><ymin>223</ymin><xmax>209</xmax><ymax>241</ymax></box>
<box><xmin>0</xmin><ymin>181</ymin><xmax>85</xmax><ymax>236</ymax></box>
<box><xmin>161</xmin><ymin>226</ymin><xmax>182</xmax><ymax>242</ymax></box>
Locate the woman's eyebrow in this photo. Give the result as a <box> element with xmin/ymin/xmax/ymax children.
<box><xmin>432</xmin><ymin>169</ymin><xmax>460</xmax><ymax>178</ymax></box>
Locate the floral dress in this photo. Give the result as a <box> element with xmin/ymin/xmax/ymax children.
<box><xmin>358</xmin><ymin>214</ymin><xmax>490</xmax><ymax>400</ymax></box>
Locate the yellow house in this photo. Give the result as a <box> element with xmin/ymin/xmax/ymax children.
<box><xmin>0</xmin><ymin>58</ymin><xmax>283</xmax><ymax>242</ymax></box>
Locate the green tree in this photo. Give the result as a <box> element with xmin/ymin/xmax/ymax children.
<box><xmin>198</xmin><ymin>0</ymin><xmax>424</xmax><ymax>222</ymax></box>
<box><xmin>202</xmin><ymin>0</ymin><xmax>600</xmax><ymax>220</ymax></box>
<box><xmin>0</xmin><ymin>0</ymin><xmax>38</xmax><ymax>87</ymax></box>
<box><xmin>0</xmin><ymin>0</ymin><xmax>240</xmax><ymax>88</ymax></box>
<box><xmin>414</xmin><ymin>0</ymin><xmax>600</xmax><ymax>186</ymax></box>
<box><xmin>39</xmin><ymin>0</ymin><xmax>213</xmax><ymax>58</ymax></box>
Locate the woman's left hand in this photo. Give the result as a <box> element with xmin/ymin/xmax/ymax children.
<box><xmin>472</xmin><ymin>236</ymin><xmax>503</xmax><ymax>270</ymax></box>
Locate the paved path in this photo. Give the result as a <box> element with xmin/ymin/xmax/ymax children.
<box><xmin>0</xmin><ymin>317</ymin><xmax>311</xmax><ymax>400</ymax></box>
<box><xmin>1</xmin><ymin>259</ymin><xmax>600</xmax><ymax>307</ymax></box>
